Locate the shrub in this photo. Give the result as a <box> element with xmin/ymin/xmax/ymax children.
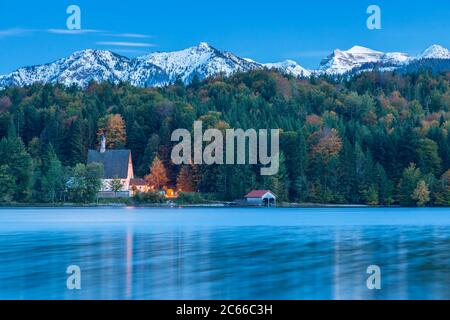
<box><xmin>176</xmin><ymin>192</ymin><xmax>208</xmax><ymax>204</ymax></box>
<box><xmin>133</xmin><ymin>192</ymin><xmax>164</xmax><ymax>204</ymax></box>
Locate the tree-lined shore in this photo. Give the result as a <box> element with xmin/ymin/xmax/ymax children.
<box><xmin>1</xmin><ymin>69</ymin><xmax>450</xmax><ymax>206</ymax></box>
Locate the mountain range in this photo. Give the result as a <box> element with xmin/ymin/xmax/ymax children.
<box><xmin>1</xmin><ymin>43</ymin><xmax>450</xmax><ymax>89</ymax></box>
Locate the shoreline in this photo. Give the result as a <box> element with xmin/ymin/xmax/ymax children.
<box><xmin>0</xmin><ymin>202</ymin><xmax>398</xmax><ymax>209</ymax></box>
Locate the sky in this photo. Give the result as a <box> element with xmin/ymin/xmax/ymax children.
<box><xmin>0</xmin><ymin>0</ymin><xmax>449</xmax><ymax>74</ymax></box>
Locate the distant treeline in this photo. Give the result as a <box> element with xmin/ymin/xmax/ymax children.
<box><xmin>1</xmin><ymin>69</ymin><xmax>450</xmax><ymax>206</ymax></box>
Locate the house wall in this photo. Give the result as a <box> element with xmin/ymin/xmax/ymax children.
<box><xmin>246</xmin><ymin>193</ymin><xmax>276</xmax><ymax>206</ymax></box>
<box><xmin>98</xmin><ymin>191</ymin><xmax>131</xmax><ymax>198</ymax></box>
<box><xmin>128</xmin><ymin>154</ymin><xmax>134</xmax><ymax>179</ymax></box>
<box><xmin>263</xmin><ymin>194</ymin><xmax>276</xmax><ymax>201</ymax></box>
<box><xmin>130</xmin><ymin>185</ymin><xmax>151</xmax><ymax>196</ymax></box>
<box><xmin>100</xmin><ymin>179</ymin><xmax>129</xmax><ymax>192</ymax></box>
<box><xmin>246</xmin><ymin>197</ymin><xmax>263</xmax><ymax>205</ymax></box>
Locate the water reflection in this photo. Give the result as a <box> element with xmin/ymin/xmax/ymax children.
<box><xmin>126</xmin><ymin>226</ymin><xmax>133</xmax><ymax>299</ymax></box>
<box><xmin>0</xmin><ymin>209</ymin><xmax>449</xmax><ymax>299</ymax></box>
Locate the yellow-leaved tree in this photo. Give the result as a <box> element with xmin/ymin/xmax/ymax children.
<box><xmin>97</xmin><ymin>114</ymin><xmax>126</xmax><ymax>149</ymax></box>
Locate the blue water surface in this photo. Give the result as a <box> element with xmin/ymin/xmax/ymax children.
<box><xmin>0</xmin><ymin>207</ymin><xmax>449</xmax><ymax>300</ymax></box>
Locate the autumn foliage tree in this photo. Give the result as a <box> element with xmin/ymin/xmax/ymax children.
<box><xmin>310</xmin><ymin>128</ymin><xmax>343</xmax><ymax>161</ymax></box>
<box><xmin>145</xmin><ymin>157</ymin><xmax>168</xmax><ymax>190</ymax></box>
<box><xmin>97</xmin><ymin>114</ymin><xmax>126</xmax><ymax>149</ymax></box>
<box><xmin>4</xmin><ymin>68</ymin><xmax>450</xmax><ymax>206</ymax></box>
<box><xmin>412</xmin><ymin>180</ymin><xmax>430</xmax><ymax>207</ymax></box>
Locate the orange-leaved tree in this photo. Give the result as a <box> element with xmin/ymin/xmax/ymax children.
<box><xmin>145</xmin><ymin>157</ymin><xmax>168</xmax><ymax>190</ymax></box>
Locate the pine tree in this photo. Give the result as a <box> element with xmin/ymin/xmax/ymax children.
<box><xmin>127</xmin><ymin>121</ymin><xmax>146</xmax><ymax>168</ymax></box>
<box><xmin>416</xmin><ymin>138</ymin><xmax>442</xmax><ymax>176</ymax></box>
<box><xmin>433</xmin><ymin>169</ymin><xmax>450</xmax><ymax>206</ymax></box>
<box><xmin>0</xmin><ymin>136</ymin><xmax>33</xmax><ymax>201</ymax></box>
<box><xmin>398</xmin><ymin>164</ymin><xmax>422</xmax><ymax>206</ymax></box>
<box><xmin>41</xmin><ymin>144</ymin><xmax>64</xmax><ymax>202</ymax></box>
<box><xmin>66</xmin><ymin>119</ymin><xmax>86</xmax><ymax>166</ymax></box>
<box><xmin>139</xmin><ymin>134</ymin><xmax>160</xmax><ymax>176</ymax></box>
<box><xmin>0</xmin><ymin>165</ymin><xmax>15</xmax><ymax>202</ymax></box>
<box><xmin>227</xmin><ymin>165</ymin><xmax>256</xmax><ymax>201</ymax></box>
<box><xmin>374</xmin><ymin>163</ymin><xmax>393</xmax><ymax>205</ymax></box>
<box><xmin>280</xmin><ymin>131</ymin><xmax>307</xmax><ymax>200</ymax></box>
<box><xmin>176</xmin><ymin>165</ymin><xmax>195</xmax><ymax>192</ymax></box>
<box><xmin>262</xmin><ymin>152</ymin><xmax>289</xmax><ymax>202</ymax></box>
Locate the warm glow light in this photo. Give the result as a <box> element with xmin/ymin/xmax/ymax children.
<box><xmin>165</xmin><ymin>188</ymin><xmax>178</xmax><ymax>199</ymax></box>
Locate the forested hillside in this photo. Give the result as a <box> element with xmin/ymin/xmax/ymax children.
<box><xmin>1</xmin><ymin>69</ymin><xmax>450</xmax><ymax>206</ymax></box>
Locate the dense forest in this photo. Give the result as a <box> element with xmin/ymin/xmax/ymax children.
<box><xmin>1</xmin><ymin>69</ymin><xmax>450</xmax><ymax>206</ymax></box>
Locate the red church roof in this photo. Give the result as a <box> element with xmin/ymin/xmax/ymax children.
<box><xmin>245</xmin><ymin>190</ymin><xmax>274</xmax><ymax>198</ymax></box>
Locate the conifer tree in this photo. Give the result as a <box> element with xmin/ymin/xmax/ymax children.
<box><xmin>176</xmin><ymin>165</ymin><xmax>195</xmax><ymax>192</ymax></box>
<box><xmin>66</xmin><ymin>119</ymin><xmax>86</xmax><ymax>166</ymax></box>
<box><xmin>398</xmin><ymin>164</ymin><xmax>422</xmax><ymax>206</ymax></box>
<box><xmin>0</xmin><ymin>136</ymin><xmax>33</xmax><ymax>201</ymax></box>
<box><xmin>41</xmin><ymin>144</ymin><xmax>64</xmax><ymax>202</ymax></box>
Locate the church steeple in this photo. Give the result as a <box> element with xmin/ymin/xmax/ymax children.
<box><xmin>100</xmin><ymin>134</ymin><xmax>106</xmax><ymax>153</ymax></box>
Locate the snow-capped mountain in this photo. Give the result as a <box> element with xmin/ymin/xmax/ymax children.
<box><xmin>318</xmin><ymin>45</ymin><xmax>410</xmax><ymax>75</ymax></box>
<box><xmin>132</xmin><ymin>42</ymin><xmax>263</xmax><ymax>86</ymax></box>
<box><xmin>131</xmin><ymin>42</ymin><xmax>261</xmax><ymax>86</ymax></box>
<box><xmin>264</xmin><ymin>60</ymin><xmax>312</xmax><ymax>77</ymax></box>
<box><xmin>0</xmin><ymin>43</ymin><xmax>262</xmax><ymax>89</ymax></box>
<box><xmin>0</xmin><ymin>43</ymin><xmax>449</xmax><ymax>89</ymax></box>
<box><xmin>0</xmin><ymin>49</ymin><xmax>132</xmax><ymax>88</ymax></box>
<box><xmin>416</xmin><ymin>44</ymin><xmax>450</xmax><ymax>60</ymax></box>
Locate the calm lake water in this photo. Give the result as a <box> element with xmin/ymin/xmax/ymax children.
<box><xmin>0</xmin><ymin>207</ymin><xmax>449</xmax><ymax>300</ymax></box>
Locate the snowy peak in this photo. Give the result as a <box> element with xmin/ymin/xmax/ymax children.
<box><xmin>1</xmin><ymin>43</ymin><xmax>450</xmax><ymax>89</ymax></box>
<box><xmin>56</xmin><ymin>49</ymin><xmax>132</xmax><ymax>86</ymax></box>
<box><xmin>0</xmin><ymin>49</ymin><xmax>131</xmax><ymax>88</ymax></box>
<box><xmin>319</xmin><ymin>45</ymin><xmax>409</xmax><ymax>75</ymax></box>
<box><xmin>198</xmin><ymin>42</ymin><xmax>211</xmax><ymax>49</ymax></box>
<box><xmin>418</xmin><ymin>45</ymin><xmax>450</xmax><ymax>60</ymax></box>
<box><xmin>0</xmin><ymin>43</ymin><xmax>261</xmax><ymax>89</ymax></box>
<box><xmin>346</xmin><ymin>45</ymin><xmax>382</xmax><ymax>55</ymax></box>
<box><xmin>319</xmin><ymin>45</ymin><xmax>383</xmax><ymax>75</ymax></box>
<box><xmin>136</xmin><ymin>42</ymin><xmax>260</xmax><ymax>85</ymax></box>
<box><xmin>264</xmin><ymin>60</ymin><xmax>311</xmax><ymax>77</ymax></box>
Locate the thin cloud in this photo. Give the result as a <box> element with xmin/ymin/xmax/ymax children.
<box><xmin>47</xmin><ymin>29</ymin><xmax>103</xmax><ymax>35</ymax></box>
<box><xmin>107</xmin><ymin>33</ymin><xmax>154</xmax><ymax>39</ymax></box>
<box><xmin>97</xmin><ymin>41</ymin><xmax>156</xmax><ymax>47</ymax></box>
<box><xmin>0</xmin><ymin>28</ymin><xmax>34</xmax><ymax>38</ymax></box>
<box><xmin>1</xmin><ymin>27</ymin><xmax>158</xmax><ymax>49</ymax></box>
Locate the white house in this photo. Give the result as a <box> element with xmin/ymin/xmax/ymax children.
<box><xmin>87</xmin><ymin>135</ymin><xmax>134</xmax><ymax>197</ymax></box>
<box><xmin>245</xmin><ymin>190</ymin><xmax>276</xmax><ymax>207</ymax></box>
<box><xmin>130</xmin><ymin>178</ymin><xmax>152</xmax><ymax>195</ymax></box>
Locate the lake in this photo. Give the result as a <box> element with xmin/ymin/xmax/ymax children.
<box><xmin>0</xmin><ymin>207</ymin><xmax>449</xmax><ymax>300</ymax></box>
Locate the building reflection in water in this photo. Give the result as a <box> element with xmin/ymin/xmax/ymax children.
<box><xmin>126</xmin><ymin>226</ymin><xmax>133</xmax><ymax>299</ymax></box>
<box><xmin>1</xmin><ymin>222</ymin><xmax>450</xmax><ymax>299</ymax></box>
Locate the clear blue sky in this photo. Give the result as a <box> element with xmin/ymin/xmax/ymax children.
<box><xmin>0</xmin><ymin>0</ymin><xmax>449</xmax><ymax>73</ymax></box>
